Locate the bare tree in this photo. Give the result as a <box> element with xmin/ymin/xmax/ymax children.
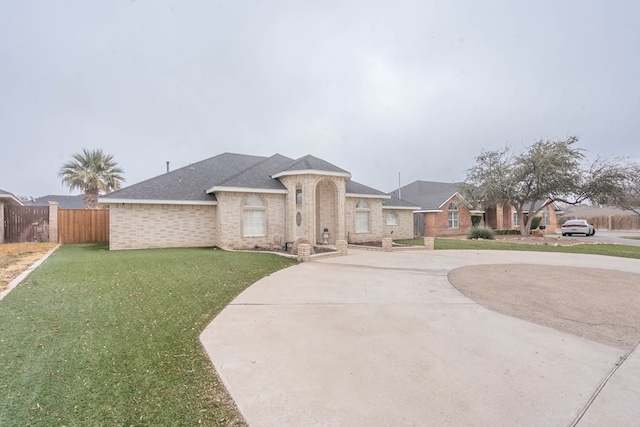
<box><xmin>462</xmin><ymin>136</ymin><xmax>639</xmax><ymax>235</ymax></box>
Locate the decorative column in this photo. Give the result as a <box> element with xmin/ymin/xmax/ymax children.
<box><xmin>48</xmin><ymin>201</ymin><xmax>59</xmax><ymax>243</ymax></box>
<box><xmin>298</xmin><ymin>243</ymin><xmax>312</xmax><ymax>262</ymax></box>
<box><xmin>382</xmin><ymin>237</ymin><xmax>393</xmax><ymax>251</ymax></box>
<box><xmin>423</xmin><ymin>237</ymin><xmax>434</xmax><ymax>250</ymax></box>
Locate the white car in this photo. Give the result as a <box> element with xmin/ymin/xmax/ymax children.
<box><xmin>561</xmin><ymin>219</ymin><xmax>595</xmax><ymax>236</ymax></box>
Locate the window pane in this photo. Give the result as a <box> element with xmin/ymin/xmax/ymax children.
<box><xmin>356</xmin><ymin>200</ymin><xmax>369</xmax><ymax>209</ymax></box>
<box><xmin>448</xmin><ymin>211</ymin><xmax>459</xmax><ymax>228</ymax></box>
<box><xmin>356</xmin><ymin>211</ymin><xmax>370</xmax><ymax>233</ymax></box>
<box><xmin>244</xmin><ymin>195</ymin><xmax>264</xmax><ymax>207</ymax></box>
<box><xmin>386</xmin><ymin>211</ymin><xmax>398</xmax><ymax>226</ymax></box>
<box><xmin>243</xmin><ymin>210</ymin><xmax>266</xmax><ymax>236</ymax></box>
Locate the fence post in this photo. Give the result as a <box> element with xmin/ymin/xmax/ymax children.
<box><xmin>48</xmin><ymin>202</ymin><xmax>59</xmax><ymax>243</ymax></box>
<box><xmin>0</xmin><ymin>202</ymin><xmax>4</xmax><ymax>243</ymax></box>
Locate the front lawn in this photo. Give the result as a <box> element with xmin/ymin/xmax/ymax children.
<box><xmin>0</xmin><ymin>244</ymin><xmax>296</xmax><ymax>426</ymax></box>
<box><xmin>435</xmin><ymin>238</ymin><xmax>640</xmax><ymax>259</ymax></box>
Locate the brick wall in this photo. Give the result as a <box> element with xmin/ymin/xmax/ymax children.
<box><xmin>346</xmin><ymin>197</ymin><xmax>384</xmax><ymax>243</ymax></box>
<box><xmin>215</xmin><ymin>192</ymin><xmax>286</xmax><ymax>250</ymax></box>
<box><xmin>278</xmin><ymin>175</ymin><xmax>347</xmax><ymax>244</ymax></box>
<box><xmin>383</xmin><ymin>209</ymin><xmax>414</xmax><ymax>239</ymax></box>
<box><xmin>422</xmin><ymin>196</ymin><xmax>473</xmax><ymax>237</ymax></box>
<box><xmin>316</xmin><ymin>179</ymin><xmax>338</xmax><ymax>244</ymax></box>
<box><xmin>108</xmin><ymin>203</ymin><xmax>217</xmax><ymax>250</ymax></box>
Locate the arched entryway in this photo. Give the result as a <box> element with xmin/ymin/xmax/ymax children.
<box><xmin>315</xmin><ymin>179</ymin><xmax>338</xmax><ymax>244</ymax></box>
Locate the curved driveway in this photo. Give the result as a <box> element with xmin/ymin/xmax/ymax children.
<box><xmin>201</xmin><ymin>249</ymin><xmax>640</xmax><ymax>426</ymax></box>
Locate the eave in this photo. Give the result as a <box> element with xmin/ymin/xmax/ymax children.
<box><xmin>99</xmin><ymin>198</ymin><xmax>217</xmax><ymax>206</ymax></box>
<box><xmin>206</xmin><ymin>186</ymin><xmax>288</xmax><ymax>194</ymax></box>
<box><xmin>271</xmin><ymin>169</ymin><xmax>351</xmax><ymax>179</ymax></box>
<box><xmin>347</xmin><ymin>193</ymin><xmax>391</xmax><ymax>199</ymax></box>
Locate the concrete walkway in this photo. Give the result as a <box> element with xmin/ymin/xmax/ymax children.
<box><xmin>200</xmin><ymin>249</ymin><xmax>640</xmax><ymax>426</ymax></box>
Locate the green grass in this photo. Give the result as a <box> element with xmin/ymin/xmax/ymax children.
<box><xmin>435</xmin><ymin>238</ymin><xmax>640</xmax><ymax>259</ymax></box>
<box><xmin>0</xmin><ymin>244</ymin><xmax>297</xmax><ymax>426</ymax></box>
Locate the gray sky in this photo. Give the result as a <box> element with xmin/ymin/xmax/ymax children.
<box><xmin>1</xmin><ymin>1</ymin><xmax>638</xmax><ymax>198</ymax></box>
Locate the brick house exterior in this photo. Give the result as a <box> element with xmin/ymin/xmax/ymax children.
<box><xmin>390</xmin><ymin>181</ymin><xmax>561</xmax><ymax>237</ymax></box>
<box><xmin>100</xmin><ymin>153</ymin><xmax>418</xmax><ymax>251</ymax></box>
<box><xmin>0</xmin><ymin>189</ymin><xmax>24</xmax><ymax>243</ymax></box>
<box><xmin>484</xmin><ymin>202</ymin><xmax>561</xmax><ymax>232</ymax></box>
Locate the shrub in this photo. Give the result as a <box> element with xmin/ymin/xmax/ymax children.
<box><xmin>467</xmin><ymin>226</ymin><xmax>495</xmax><ymax>240</ymax></box>
<box><xmin>495</xmin><ymin>229</ymin><xmax>520</xmax><ymax>235</ymax></box>
<box><xmin>530</xmin><ymin>216</ymin><xmax>542</xmax><ymax>230</ymax></box>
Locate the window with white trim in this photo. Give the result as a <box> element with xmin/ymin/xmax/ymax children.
<box><xmin>386</xmin><ymin>211</ymin><xmax>398</xmax><ymax>226</ymax></box>
<box><xmin>243</xmin><ymin>195</ymin><xmax>266</xmax><ymax>237</ymax></box>
<box><xmin>542</xmin><ymin>211</ymin><xmax>549</xmax><ymax>226</ymax></box>
<box><xmin>513</xmin><ymin>211</ymin><xmax>519</xmax><ymax>227</ymax></box>
<box><xmin>448</xmin><ymin>202</ymin><xmax>459</xmax><ymax>228</ymax></box>
<box><xmin>355</xmin><ymin>200</ymin><xmax>370</xmax><ymax>233</ymax></box>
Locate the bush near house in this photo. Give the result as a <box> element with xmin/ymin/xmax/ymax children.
<box><xmin>467</xmin><ymin>226</ymin><xmax>495</xmax><ymax>240</ymax></box>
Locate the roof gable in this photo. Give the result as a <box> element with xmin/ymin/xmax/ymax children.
<box><xmin>272</xmin><ymin>155</ymin><xmax>351</xmax><ymax>178</ymax></box>
<box><xmin>209</xmin><ymin>154</ymin><xmax>293</xmax><ymax>192</ymax></box>
<box><xmin>0</xmin><ymin>189</ymin><xmax>23</xmax><ymax>206</ymax></box>
<box><xmin>390</xmin><ymin>181</ymin><xmax>464</xmax><ymax>210</ymax></box>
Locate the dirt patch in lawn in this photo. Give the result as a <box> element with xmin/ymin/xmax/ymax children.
<box><xmin>449</xmin><ymin>264</ymin><xmax>640</xmax><ymax>351</ymax></box>
<box><xmin>0</xmin><ymin>243</ymin><xmax>58</xmax><ymax>290</ymax></box>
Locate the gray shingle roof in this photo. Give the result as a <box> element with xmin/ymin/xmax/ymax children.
<box><xmin>390</xmin><ymin>181</ymin><xmax>463</xmax><ymax>210</ymax></box>
<box><xmin>346</xmin><ymin>180</ymin><xmax>389</xmax><ymax>197</ymax></box>
<box><xmin>214</xmin><ymin>154</ymin><xmax>292</xmax><ymax>190</ymax></box>
<box><xmin>102</xmin><ymin>153</ymin><xmax>272</xmax><ymax>202</ymax></box>
<box><xmin>101</xmin><ymin>152</ymin><xmax>390</xmax><ymax>203</ymax></box>
<box><xmin>26</xmin><ymin>195</ymin><xmax>84</xmax><ymax>209</ymax></box>
<box><xmin>273</xmin><ymin>155</ymin><xmax>350</xmax><ymax>176</ymax></box>
<box><xmin>0</xmin><ymin>189</ymin><xmax>23</xmax><ymax>206</ymax></box>
<box><xmin>383</xmin><ymin>195</ymin><xmax>420</xmax><ymax>209</ymax></box>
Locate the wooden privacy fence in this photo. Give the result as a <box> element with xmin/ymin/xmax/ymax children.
<box><xmin>561</xmin><ymin>215</ymin><xmax>640</xmax><ymax>231</ymax></box>
<box><xmin>58</xmin><ymin>209</ymin><xmax>109</xmax><ymax>243</ymax></box>
<box><xmin>3</xmin><ymin>205</ymin><xmax>50</xmax><ymax>243</ymax></box>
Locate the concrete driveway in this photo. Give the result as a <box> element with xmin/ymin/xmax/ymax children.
<box><xmin>201</xmin><ymin>249</ymin><xmax>640</xmax><ymax>426</ymax></box>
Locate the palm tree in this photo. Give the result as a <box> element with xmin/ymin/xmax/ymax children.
<box><xmin>58</xmin><ymin>149</ymin><xmax>125</xmax><ymax>209</ymax></box>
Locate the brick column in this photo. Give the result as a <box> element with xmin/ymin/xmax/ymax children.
<box><xmin>298</xmin><ymin>243</ymin><xmax>312</xmax><ymax>262</ymax></box>
<box><xmin>336</xmin><ymin>239</ymin><xmax>348</xmax><ymax>255</ymax></box>
<box><xmin>382</xmin><ymin>237</ymin><xmax>392</xmax><ymax>252</ymax></box>
<box><xmin>423</xmin><ymin>237</ymin><xmax>434</xmax><ymax>250</ymax></box>
<box><xmin>49</xmin><ymin>201</ymin><xmax>59</xmax><ymax>243</ymax></box>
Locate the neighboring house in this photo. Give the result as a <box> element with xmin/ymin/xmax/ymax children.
<box><xmin>484</xmin><ymin>201</ymin><xmax>562</xmax><ymax>232</ymax></box>
<box><xmin>1</xmin><ymin>188</ymin><xmax>24</xmax><ymax>243</ymax></box>
<box><xmin>390</xmin><ymin>181</ymin><xmax>562</xmax><ymax>236</ymax></box>
<box><xmin>25</xmin><ymin>194</ymin><xmax>84</xmax><ymax>209</ymax></box>
<box><xmin>390</xmin><ymin>181</ymin><xmax>479</xmax><ymax>237</ymax></box>
<box><xmin>99</xmin><ymin>153</ymin><xmax>417</xmax><ymax>251</ymax></box>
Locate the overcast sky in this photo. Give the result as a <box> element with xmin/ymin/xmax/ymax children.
<box><xmin>1</xmin><ymin>1</ymin><xmax>638</xmax><ymax>198</ymax></box>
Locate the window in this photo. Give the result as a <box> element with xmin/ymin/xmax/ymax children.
<box><xmin>243</xmin><ymin>195</ymin><xmax>266</xmax><ymax>237</ymax></box>
<box><xmin>386</xmin><ymin>211</ymin><xmax>398</xmax><ymax>226</ymax></box>
<box><xmin>542</xmin><ymin>211</ymin><xmax>549</xmax><ymax>226</ymax></box>
<box><xmin>448</xmin><ymin>203</ymin><xmax>459</xmax><ymax>228</ymax></box>
<box><xmin>296</xmin><ymin>188</ymin><xmax>302</xmax><ymax>205</ymax></box>
<box><xmin>513</xmin><ymin>211</ymin><xmax>519</xmax><ymax>227</ymax></box>
<box><xmin>355</xmin><ymin>200</ymin><xmax>370</xmax><ymax>233</ymax></box>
